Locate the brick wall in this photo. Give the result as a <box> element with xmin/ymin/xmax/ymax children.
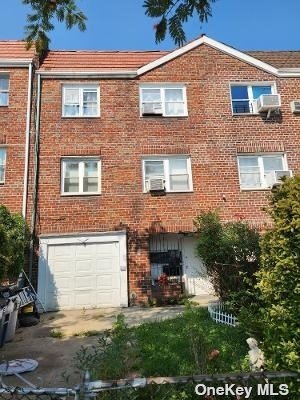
<box><xmin>0</xmin><ymin>67</ymin><xmax>33</xmax><ymax>216</ymax></box>
<box><xmin>36</xmin><ymin>44</ymin><xmax>300</xmax><ymax>302</ymax></box>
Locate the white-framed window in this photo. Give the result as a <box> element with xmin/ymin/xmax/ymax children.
<box><xmin>0</xmin><ymin>75</ymin><xmax>9</xmax><ymax>106</ymax></box>
<box><xmin>0</xmin><ymin>148</ymin><xmax>6</xmax><ymax>183</ymax></box>
<box><xmin>237</xmin><ymin>154</ymin><xmax>288</xmax><ymax>189</ymax></box>
<box><xmin>140</xmin><ymin>85</ymin><xmax>187</xmax><ymax>117</ymax></box>
<box><xmin>143</xmin><ymin>156</ymin><xmax>192</xmax><ymax>192</ymax></box>
<box><xmin>61</xmin><ymin>158</ymin><xmax>101</xmax><ymax>195</ymax></box>
<box><xmin>230</xmin><ymin>83</ymin><xmax>275</xmax><ymax>114</ymax></box>
<box><xmin>62</xmin><ymin>85</ymin><xmax>100</xmax><ymax>117</ymax></box>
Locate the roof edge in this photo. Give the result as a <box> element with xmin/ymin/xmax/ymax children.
<box><xmin>137</xmin><ymin>36</ymin><xmax>279</xmax><ymax>77</ymax></box>
<box><xmin>0</xmin><ymin>59</ymin><xmax>33</xmax><ymax>67</ymax></box>
<box><xmin>36</xmin><ymin>70</ymin><xmax>137</xmax><ymax>79</ymax></box>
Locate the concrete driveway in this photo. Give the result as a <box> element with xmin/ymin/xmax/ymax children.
<box><xmin>0</xmin><ymin>295</ymin><xmax>215</xmax><ymax>388</ymax></box>
<box><xmin>0</xmin><ymin>306</ymin><xmax>185</xmax><ymax>388</ymax></box>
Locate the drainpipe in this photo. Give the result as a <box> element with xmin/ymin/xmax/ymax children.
<box><xmin>28</xmin><ymin>73</ymin><xmax>41</xmax><ymax>281</ymax></box>
<box><xmin>22</xmin><ymin>61</ymin><xmax>33</xmax><ymax>219</ymax></box>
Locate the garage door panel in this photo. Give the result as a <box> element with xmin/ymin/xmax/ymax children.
<box><xmin>75</xmin><ymin>244</ymin><xmax>96</xmax><ymax>258</ymax></box>
<box><xmin>94</xmin><ymin>258</ymin><xmax>118</xmax><ymax>273</ymax></box>
<box><xmin>74</xmin><ymin>275</ymin><xmax>96</xmax><ymax>291</ymax></box>
<box><xmin>49</xmin><ymin>244</ymin><xmax>76</xmax><ymax>259</ymax></box>
<box><xmin>49</xmin><ymin>276</ymin><xmax>74</xmax><ymax>291</ymax></box>
<box><xmin>97</xmin><ymin>290</ymin><xmax>120</xmax><ymax>305</ymax></box>
<box><xmin>45</xmin><ymin>240</ymin><xmax>122</xmax><ymax>310</ymax></box>
<box><xmin>74</xmin><ymin>292</ymin><xmax>97</xmax><ymax>307</ymax></box>
<box><xmin>75</xmin><ymin>260</ymin><xmax>94</xmax><ymax>274</ymax></box>
<box><xmin>96</xmin><ymin>274</ymin><xmax>119</xmax><ymax>288</ymax></box>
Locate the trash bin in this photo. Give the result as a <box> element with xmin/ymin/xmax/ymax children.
<box><xmin>0</xmin><ymin>300</ymin><xmax>13</xmax><ymax>347</ymax></box>
<box><xmin>5</xmin><ymin>296</ymin><xmax>20</xmax><ymax>342</ymax></box>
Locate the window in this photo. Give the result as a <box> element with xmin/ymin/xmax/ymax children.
<box><xmin>0</xmin><ymin>75</ymin><xmax>9</xmax><ymax>106</ymax></box>
<box><xmin>62</xmin><ymin>85</ymin><xmax>99</xmax><ymax>117</ymax></box>
<box><xmin>0</xmin><ymin>148</ymin><xmax>6</xmax><ymax>183</ymax></box>
<box><xmin>230</xmin><ymin>83</ymin><xmax>274</xmax><ymax>114</ymax></box>
<box><xmin>238</xmin><ymin>154</ymin><xmax>287</xmax><ymax>189</ymax></box>
<box><xmin>143</xmin><ymin>156</ymin><xmax>192</xmax><ymax>192</ymax></box>
<box><xmin>61</xmin><ymin>158</ymin><xmax>101</xmax><ymax>195</ymax></box>
<box><xmin>140</xmin><ymin>85</ymin><xmax>187</xmax><ymax>117</ymax></box>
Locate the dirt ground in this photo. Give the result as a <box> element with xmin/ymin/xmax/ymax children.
<box><xmin>0</xmin><ymin>295</ymin><xmax>215</xmax><ymax>388</ymax></box>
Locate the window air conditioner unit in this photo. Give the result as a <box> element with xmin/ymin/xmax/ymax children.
<box><xmin>255</xmin><ymin>94</ymin><xmax>281</xmax><ymax>112</ymax></box>
<box><xmin>142</xmin><ymin>103</ymin><xmax>163</xmax><ymax>115</ymax></box>
<box><xmin>149</xmin><ymin>178</ymin><xmax>165</xmax><ymax>192</ymax></box>
<box><xmin>291</xmin><ymin>100</ymin><xmax>300</xmax><ymax>114</ymax></box>
<box><xmin>265</xmin><ymin>170</ymin><xmax>292</xmax><ymax>187</ymax></box>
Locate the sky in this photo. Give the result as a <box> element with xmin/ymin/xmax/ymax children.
<box><xmin>1</xmin><ymin>0</ymin><xmax>300</xmax><ymax>51</ymax></box>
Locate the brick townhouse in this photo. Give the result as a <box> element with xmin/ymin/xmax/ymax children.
<box><xmin>1</xmin><ymin>36</ymin><xmax>300</xmax><ymax>311</ymax></box>
<box><xmin>0</xmin><ymin>41</ymin><xmax>35</xmax><ymax>218</ymax></box>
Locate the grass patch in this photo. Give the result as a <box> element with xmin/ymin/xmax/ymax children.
<box><xmin>75</xmin><ymin>306</ymin><xmax>248</xmax><ymax>380</ymax></box>
<box><xmin>49</xmin><ymin>329</ymin><xmax>65</xmax><ymax>339</ymax></box>
<box><xmin>135</xmin><ymin>307</ymin><xmax>247</xmax><ymax>377</ymax></box>
<box><xmin>73</xmin><ymin>330</ymin><xmax>101</xmax><ymax>337</ymax></box>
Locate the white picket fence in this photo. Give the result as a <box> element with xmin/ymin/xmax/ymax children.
<box><xmin>207</xmin><ymin>301</ymin><xmax>238</xmax><ymax>327</ymax></box>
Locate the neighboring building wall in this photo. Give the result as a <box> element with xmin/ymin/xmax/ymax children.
<box><xmin>0</xmin><ymin>66</ymin><xmax>33</xmax><ymax>215</ymax></box>
<box><xmin>36</xmin><ymin>44</ymin><xmax>300</xmax><ymax>303</ymax></box>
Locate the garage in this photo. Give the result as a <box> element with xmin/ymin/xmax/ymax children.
<box><xmin>37</xmin><ymin>231</ymin><xmax>128</xmax><ymax>311</ymax></box>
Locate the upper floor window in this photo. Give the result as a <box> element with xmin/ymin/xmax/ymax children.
<box><xmin>62</xmin><ymin>85</ymin><xmax>100</xmax><ymax>117</ymax></box>
<box><xmin>143</xmin><ymin>156</ymin><xmax>192</xmax><ymax>192</ymax></box>
<box><xmin>0</xmin><ymin>148</ymin><xmax>6</xmax><ymax>183</ymax></box>
<box><xmin>230</xmin><ymin>83</ymin><xmax>275</xmax><ymax>114</ymax></box>
<box><xmin>0</xmin><ymin>75</ymin><xmax>9</xmax><ymax>106</ymax></box>
<box><xmin>140</xmin><ymin>85</ymin><xmax>187</xmax><ymax>117</ymax></box>
<box><xmin>237</xmin><ymin>154</ymin><xmax>290</xmax><ymax>189</ymax></box>
<box><xmin>61</xmin><ymin>158</ymin><xmax>101</xmax><ymax>195</ymax></box>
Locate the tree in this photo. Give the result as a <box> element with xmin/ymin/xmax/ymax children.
<box><xmin>23</xmin><ymin>0</ymin><xmax>86</xmax><ymax>56</ymax></box>
<box><xmin>23</xmin><ymin>0</ymin><xmax>216</xmax><ymax>56</ymax></box>
<box><xmin>0</xmin><ymin>205</ymin><xmax>29</xmax><ymax>282</ymax></box>
<box><xmin>194</xmin><ymin>211</ymin><xmax>261</xmax><ymax>312</ymax></box>
<box><xmin>257</xmin><ymin>176</ymin><xmax>300</xmax><ymax>370</ymax></box>
<box><xmin>145</xmin><ymin>0</ymin><xmax>216</xmax><ymax>46</ymax></box>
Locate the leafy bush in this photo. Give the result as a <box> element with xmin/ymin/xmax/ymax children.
<box><xmin>0</xmin><ymin>205</ymin><xmax>29</xmax><ymax>282</ymax></box>
<box><xmin>75</xmin><ymin>306</ymin><xmax>248</xmax><ymax>381</ymax></box>
<box><xmin>75</xmin><ymin>314</ymin><xmax>139</xmax><ymax>380</ymax></box>
<box><xmin>257</xmin><ymin>175</ymin><xmax>300</xmax><ymax>370</ymax></box>
<box><xmin>194</xmin><ymin>211</ymin><xmax>261</xmax><ymax>313</ymax></box>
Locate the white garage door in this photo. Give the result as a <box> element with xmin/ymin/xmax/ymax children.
<box><xmin>38</xmin><ymin>232</ymin><xmax>127</xmax><ymax>311</ymax></box>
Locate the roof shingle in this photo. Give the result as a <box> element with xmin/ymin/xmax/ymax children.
<box><xmin>40</xmin><ymin>50</ymin><xmax>169</xmax><ymax>71</ymax></box>
<box><xmin>246</xmin><ymin>51</ymin><xmax>300</xmax><ymax>68</ymax></box>
<box><xmin>0</xmin><ymin>40</ymin><xmax>35</xmax><ymax>59</ymax></box>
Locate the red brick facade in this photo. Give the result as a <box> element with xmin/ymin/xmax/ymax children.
<box><xmin>36</xmin><ymin>43</ymin><xmax>300</xmax><ymax>303</ymax></box>
<box><xmin>1</xmin><ymin>38</ymin><xmax>300</xmax><ymax>305</ymax></box>
<box><xmin>0</xmin><ymin>63</ymin><xmax>34</xmax><ymax>216</ymax></box>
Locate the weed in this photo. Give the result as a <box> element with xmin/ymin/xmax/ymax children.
<box><xmin>73</xmin><ymin>330</ymin><xmax>101</xmax><ymax>337</ymax></box>
<box><xmin>49</xmin><ymin>329</ymin><xmax>65</xmax><ymax>339</ymax></box>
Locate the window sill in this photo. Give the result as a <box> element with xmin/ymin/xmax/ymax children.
<box><xmin>61</xmin><ymin>115</ymin><xmax>100</xmax><ymax>119</ymax></box>
<box><xmin>232</xmin><ymin>112</ymin><xmax>261</xmax><ymax>117</ymax></box>
<box><xmin>144</xmin><ymin>190</ymin><xmax>193</xmax><ymax>194</ymax></box>
<box><xmin>61</xmin><ymin>192</ymin><xmax>101</xmax><ymax>197</ymax></box>
<box><xmin>240</xmin><ymin>187</ymin><xmax>271</xmax><ymax>192</ymax></box>
<box><xmin>140</xmin><ymin>115</ymin><xmax>188</xmax><ymax>118</ymax></box>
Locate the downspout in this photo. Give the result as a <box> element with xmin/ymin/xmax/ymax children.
<box><xmin>28</xmin><ymin>73</ymin><xmax>41</xmax><ymax>280</ymax></box>
<box><xmin>22</xmin><ymin>61</ymin><xmax>33</xmax><ymax>218</ymax></box>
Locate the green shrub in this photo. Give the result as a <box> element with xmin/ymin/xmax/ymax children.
<box><xmin>194</xmin><ymin>211</ymin><xmax>261</xmax><ymax>313</ymax></box>
<box><xmin>75</xmin><ymin>314</ymin><xmax>139</xmax><ymax>379</ymax></box>
<box><xmin>0</xmin><ymin>205</ymin><xmax>29</xmax><ymax>282</ymax></box>
<box><xmin>257</xmin><ymin>175</ymin><xmax>300</xmax><ymax>370</ymax></box>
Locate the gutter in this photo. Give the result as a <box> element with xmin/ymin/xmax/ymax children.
<box><xmin>36</xmin><ymin>70</ymin><xmax>137</xmax><ymax>79</ymax></box>
<box><xmin>22</xmin><ymin>61</ymin><xmax>33</xmax><ymax>218</ymax></box>
<box><xmin>28</xmin><ymin>73</ymin><xmax>41</xmax><ymax>280</ymax></box>
<box><xmin>0</xmin><ymin>59</ymin><xmax>33</xmax><ymax>68</ymax></box>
